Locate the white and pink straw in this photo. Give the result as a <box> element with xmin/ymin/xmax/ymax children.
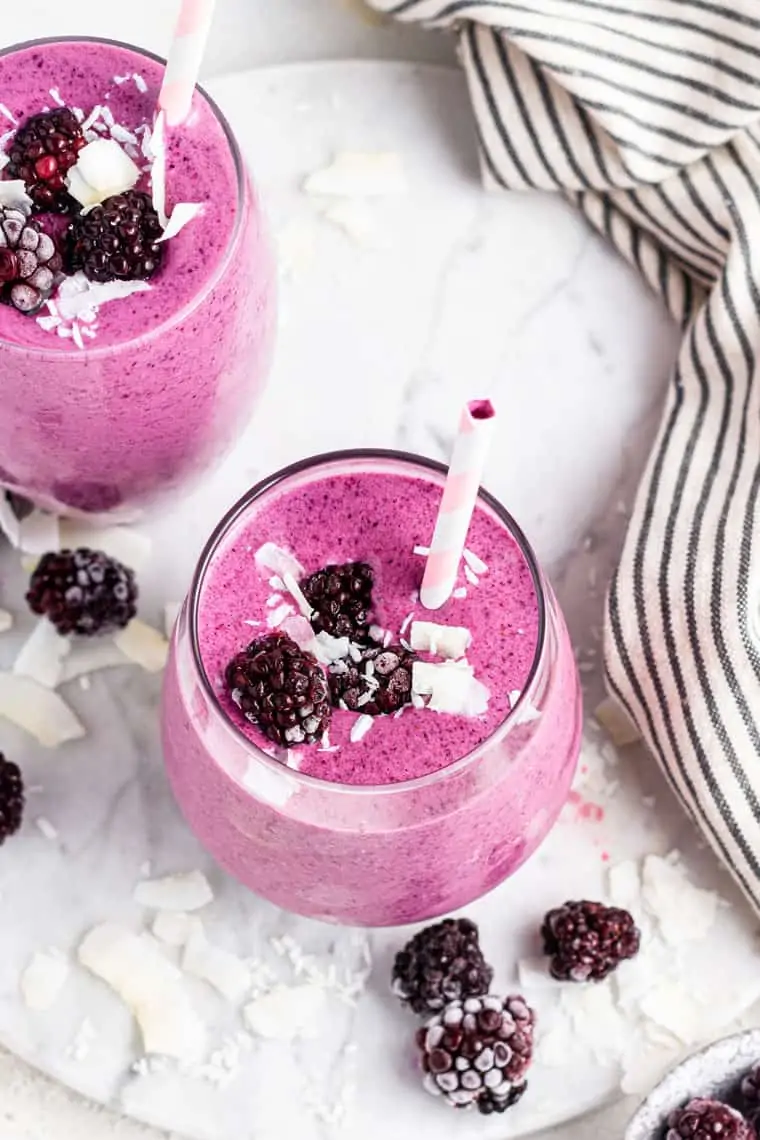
<box><xmin>159</xmin><ymin>0</ymin><xmax>217</xmax><ymax>127</ymax></box>
<box><xmin>420</xmin><ymin>400</ymin><xmax>497</xmax><ymax>611</ymax></box>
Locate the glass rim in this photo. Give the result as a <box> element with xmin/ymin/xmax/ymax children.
<box><xmin>188</xmin><ymin>448</ymin><xmax>549</xmax><ymax>796</ymax></box>
<box><xmin>0</xmin><ymin>35</ymin><xmax>245</xmax><ymax>359</ymax></box>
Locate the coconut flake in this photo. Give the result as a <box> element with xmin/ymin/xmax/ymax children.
<box><xmin>152</xmin><ymin>912</ymin><xmax>202</xmax><ymax>948</ymax></box>
<box><xmin>54</xmin><ymin>274</ymin><xmax>151</xmax><ymax>321</ymax></box>
<box><xmin>18</xmin><ymin>510</ymin><xmax>59</xmax><ymax>555</ymax></box>
<box><xmin>0</xmin><ymin>495</ymin><xmax>21</xmax><ymax>547</ymax></box>
<box><xmin>350</xmin><ymin>714</ymin><xmax>374</xmax><ymax>743</ymax></box>
<box><xmin>410</xmin><ymin>621</ymin><xmax>471</xmax><ymax>660</ymax></box>
<box><xmin>0</xmin><ymin>672</ymin><xmax>84</xmax><ymax>747</ymax></box>
<box><xmin>412</xmin><ymin>545</ymin><xmax>430</xmax><ymax>557</ymax></box>
<box><xmin>58</xmin><ymin>519</ymin><xmax>152</xmax><ymax>573</ymax></box>
<box><xmin>641</xmin><ymin>855</ymin><xmax>718</xmax><ymax>946</ymax></box>
<box><xmin>321</xmin><ymin>199</ymin><xmax>378</xmax><ymax>246</ymax></box>
<box><xmin>463</xmin><ymin>548</ymin><xmax>488</xmax><ymax>576</ymax></box>
<box><xmin>281</xmin><ymin>571</ymin><xmax>313</xmax><ymax>619</ymax></box>
<box><xmin>279</xmin><ymin>614</ymin><xmax>318</xmax><ymax>653</ymax></box>
<box><xmin>254</xmin><ymin>542</ymin><xmax>304</xmax><ymax>582</ymax></box>
<box><xmin>412</xmin><ymin>660</ymin><xmax>490</xmax><ymax>716</ymax></box>
<box><xmin>313</xmin><ymin>631</ymin><xmax>351</xmax><ymax>664</ymax></box>
<box><xmin>303</xmin><ymin>151</ymin><xmax>406</xmax><ymax>197</ymax></box>
<box><xmin>21</xmin><ymin>949</ymin><xmax>69</xmax><ymax>1011</ymax></box>
<box><xmin>464</xmin><ymin>565</ymin><xmax>480</xmax><ymax>587</ymax></box>
<box><xmin>36</xmin><ymin>817</ymin><xmax>58</xmax><ymax>841</ymax></box>
<box><xmin>133</xmin><ymin>73</ymin><xmax>148</xmax><ymax>94</ymax></box>
<box><xmin>78</xmin><ymin>924</ymin><xmax>206</xmax><ymax>1061</ymax></box>
<box><xmin>60</xmin><ymin>639</ymin><xmax>128</xmax><ymax>683</ymax></box>
<box><xmin>158</xmin><ymin>203</ymin><xmax>204</xmax><ymax>242</ymax></box>
<box><xmin>595</xmin><ymin>697</ymin><xmax>642</xmax><ymax>747</ymax></box>
<box><xmin>0</xmin><ymin>609</ymin><xmax>12</xmax><ymax>633</ymax></box>
<box><xmin>267</xmin><ymin>602</ymin><xmax>295</xmax><ymax>629</ymax></box>
<box><xmin>182</xmin><ymin>927</ymin><xmax>250</xmax><ymax>1004</ymax></box>
<box><xmin>244</xmin><ymin>984</ymin><xmax>327</xmax><ymax>1040</ymax></box>
<box><xmin>13</xmin><ymin>620</ymin><xmax>71</xmax><ymax>689</ymax></box>
<box><xmin>148</xmin><ymin>111</ymin><xmax>168</xmax><ymax>227</ymax></box>
<box><xmin>113</xmin><ymin>620</ymin><xmax>169</xmax><ymax>673</ymax></box>
<box><xmin>0</xmin><ymin>104</ymin><xmax>17</xmax><ymax>125</ymax></box>
<box><xmin>66</xmin><ymin>138</ymin><xmax>140</xmax><ymax>210</ymax></box>
<box><xmin>0</xmin><ymin>180</ymin><xmax>33</xmax><ymax>213</ymax></box>
<box><xmin>452</xmin><ymin>587</ymin><xmax>467</xmax><ymax>600</ymax></box>
<box><xmin>134</xmin><ymin>870</ymin><xmax>213</xmax><ymax>912</ymax></box>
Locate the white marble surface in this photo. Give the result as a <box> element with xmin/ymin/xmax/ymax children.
<box><xmin>0</xmin><ymin>17</ymin><xmax>746</xmax><ymax>1140</ymax></box>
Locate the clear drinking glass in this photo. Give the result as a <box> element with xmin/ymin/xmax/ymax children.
<box><xmin>161</xmin><ymin>452</ymin><xmax>582</xmax><ymax>927</ymax></box>
<box><xmin>0</xmin><ymin>37</ymin><xmax>275</xmax><ymax>516</ymax></box>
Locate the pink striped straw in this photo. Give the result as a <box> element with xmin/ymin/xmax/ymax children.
<box><xmin>159</xmin><ymin>0</ymin><xmax>218</xmax><ymax>127</ymax></box>
<box><xmin>420</xmin><ymin>400</ymin><xmax>497</xmax><ymax>611</ymax></box>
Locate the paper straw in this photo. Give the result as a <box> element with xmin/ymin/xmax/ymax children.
<box><xmin>420</xmin><ymin>400</ymin><xmax>497</xmax><ymax>611</ymax></box>
<box><xmin>159</xmin><ymin>0</ymin><xmax>217</xmax><ymax>127</ymax></box>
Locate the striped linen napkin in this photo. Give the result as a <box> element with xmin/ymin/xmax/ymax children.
<box><xmin>366</xmin><ymin>0</ymin><xmax>760</xmax><ymax>914</ymax></box>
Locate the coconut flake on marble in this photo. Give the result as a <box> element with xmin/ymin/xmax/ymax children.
<box><xmin>0</xmin><ymin>610</ymin><xmax>12</xmax><ymax>633</ymax></box>
<box><xmin>134</xmin><ymin>870</ymin><xmax>213</xmax><ymax>912</ymax></box>
<box><xmin>58</xmin><ymin>519</ymin><xmax>152</xmax><ymax>572</ymax></box>
<box><xmin>60</xmin><ymin>639</ymin><xmax>128</xmax><ymax>684</ymax></box>
<box><xmin>254</xmin><ymin>542</ymin><xmax>304</xmax><ymax>583</ymax></box>
<box><xmin>66</xmin><ymin>138</ymin><xmax>140</xmax><ymax>210</ymax></box>
<box><xmin>78</xmin><ymin>923</ymin><xmax>206</xmax><ymax>1062</ymax></box>
<box><xmin>19</xmin><ymin>510</ymin><xmax>59</xmax><ymax>555</ymax></box>
<box><xmin>0</xmin><ymin>180</ymin><xmax>33</xmax><ymax>213</ymax></box>
<box><xmin>20</xmin><ymin>948</ymin><xmax>69</xmax><ymax>1011</ymax></box>
<box><xmin>114</xmin><ymin>620</ymin><xmax>169</xmax><ymax>673</ymax></box>
<box><xmin>152</xmin><ymin>912</ymin><xmax>202</xmax><ymax>948</ymax></box>
<box><xmin>66</xmin><ymin>1017</ymin><xmax>97</xmax><ymax>1062</ymax></box>
<box><xmin>303</xmin><ymin>151</ymin><xmax>406</xmax><ymax>198</ymax></box>
<box><xmin>13</xmin><ymin>620</ymin><xmax>71</xmax><ymax>689</ymax></box>
<box><xmin>641</xmin><ymin>855</ymin><xmax>718</xmax><ymax>946</ymax></box>
<box><xmin>36</xmin><ymin>816</ymin><xmax>58</xmax><ymax>841</ymax></box>
<box><xmin>320</xmin><ymin>199</ymin><xmax>379</xmax><ymax>247</ymax></box>
<box><xmin>182</xmin><ymin>927</ymin><xmax>250</xmax><ymax>1004</ymax></box>
<box><xmin>0</xmin><ymin>672</ymin><xmax>85</xmax><ymax>747</ymax></box>
<box><xmin>410</xmin><ymin>621</ymin><xmax>471</xmax><ymax>660</ymax></box>
<box><xmin>243</xmin><ymin>983</ymin><xmax>327</xmax><ymax>1040</ymax></box>
<box><xmin>158</xmin><ymin>202</ymin><xmax>204</xmax><ymax>243</ymax></box>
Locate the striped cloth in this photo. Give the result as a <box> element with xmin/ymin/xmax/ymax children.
<box><xmin>367</xmin><ymin>0</ymin><xmax>760</xmax><ymax>914</ymax></box>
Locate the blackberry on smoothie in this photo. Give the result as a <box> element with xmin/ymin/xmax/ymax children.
<box><xmin>161</xmin><ymin>450</ymin><xmax>582</xmax><ymax>926</ymax></box>
<box><xmin>0</xmin><ymin>35</ymin><xmax>275</xmax><ymax>515</ymax></box>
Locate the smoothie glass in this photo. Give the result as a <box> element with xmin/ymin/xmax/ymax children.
<box><xmin>0</xmin><ymin>37</ymin><xmax>275</xmax><ymax>516</ymax></box>
<box><xmin>161</xmin><ymin>452</ymin><xmax>582</xmax><ymax>927</ymax></box>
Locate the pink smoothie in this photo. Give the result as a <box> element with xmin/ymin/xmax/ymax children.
<box><xmin>0</xmin><ymin>37</ymin><xmax>275</xmax><ymax>513</ymax></box>
<box><xmin>162</xmin><ymin>454</ymin><xmax>582</xmax><ymax>926</ymax></box>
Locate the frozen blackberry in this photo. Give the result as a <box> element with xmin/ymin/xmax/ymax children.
<box><xmin>0</xmin><ymin>208</ymin><xmax>62</xmax><ymax>314</ymax></box>
<box><xmin>541</xmin><ymin>900</ymin><xmax>640</xmax><ymax>983</ymax></box>
<box><xmin>417</xmin><ymin>994</ymin><xmax>535</xmax><ymax>1114</ymax></box>
<box><xmin>301</xmin><ymin>561</ymin><xmax>374</xmax><ymax>640</ymax></box>
<box><xmin>66</xmin><ymin>190</ymin><xmax>164</xmax><ymax>284</ymax></box>
<box><xmin>392</xmin><ymin>918</ymin><xmax>494</xmax><ymax>1015</ymax></box>
<box><xmin>26</xmin><ymin>548</ymin><xmax>138</xmax><ymax>636</ymax></box>
<box><xmin>666</xmin><ymin>1098</ymin><xmax>755</xmax><ymax>1140</ymax></box>
<box><xmin>5</xmin><ymin>108</ymin><xmax>86</xmax><ymax>213</ymax></box>
<box><xmin>0</xmin><ymin>754</ymin><xmax>24</xmax><ymax>844</ymax></box>
<box><xmin>329</xmin><ymin>643</ymin><xmax>416</xmax><ymax>715</ymax></box>
<box><xmin>742</xmin><ymin>1063</ymin><xmax>760</xmax><ymax>1119</ymax></box>
<box><xmin>226</xmin><ymin>632</ymin><xmax>331</xmax><ymax>748</ymax></box>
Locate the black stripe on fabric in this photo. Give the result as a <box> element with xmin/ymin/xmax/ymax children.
<box><xmin>654</xmin><ymin>184</ymin><xmax>722</xmax><ymax>270</ymax></box>
<box><xmin>512</xmin><ymin>28</ymin><xmax>760</xmax><ymax>113</ymax></box>
<box><xmin>465</xmin><ymin>24</ymin><xmax>537</xmax><ymax>187</ymax></box>
<box><xmin>581</xmin><ymin>96</ymin><xmax>729</xmax><ymax>153</ymax></box>
<box><xmin>528</xmin><ymin>52</ymin><xmax>594</xmax><ymax>188</ymax></box>
<box><xmin>627</xmin><ymin>189</ymin><xmax>721</xmax><ymax>280</ymax></box>
<box><xmin>576</xmin><ymin>105</ymin><xmax>615</xmax><ymax>183</ymax></box>
<box><xmin>681</xmin><ymin>272</ymin><xmax>695</xmax><ymax>330</ymax></box>
<box><xmin>678</xmin><ymin>168</ymin><xmax>730</xmax><ymax>243</ymax></box>
<box><xmin>491</xmin><ymin>30</ymin><xmax>562</xmax><ymax>185</ymax></box>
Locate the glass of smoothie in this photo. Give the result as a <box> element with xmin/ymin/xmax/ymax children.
<box><xmin>0</xmin><ymin>36</ymin><xmax>275</xmax><ymax>516</ymax></box>
<box><xmin>161</xmin><ymin>451</ymin><xmax>582</xmax><ymax>927</ymax></box>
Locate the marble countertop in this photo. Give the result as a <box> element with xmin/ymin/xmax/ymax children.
<box><xmin>0</xmin><ymin>6</ymin><xmax>692</xmax><ymax>1140</ymax></box>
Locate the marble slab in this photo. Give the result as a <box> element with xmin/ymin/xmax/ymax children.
<box><xmin>0</xmin><ymin>61</ymin><xmax>750</xmax><ymax>1140</ymax></box>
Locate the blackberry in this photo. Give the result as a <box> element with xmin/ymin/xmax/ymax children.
<box><xmin>0</xmin><ymin>208</ymin><xmax>62</xmax><ymax>314</ymax></box>
<box><xmin>541</xmin><ymin>900</ymin><xmax>640</xmax><ymax>983</ymax></box>
<box><xmin>301</xmin><ymin>562</ymin><xmax>374</xmax><ymax>641</ymax></box>
<box><xmin>392</xmin><ymin>917</ymin><xmax>494</xmax><ymax>1015</ymax></box>
<box><xmin>743</xmin><ymin>1064</ymin><xmax>760</xmax><ymax>1120</ymax></box>
<box><xmin>666</xmin><ymin>1099</ymin><xmax>755</xmax><ymax>1140</ymax></box>
<box><xmin>225</xmin><ymin>632</ymin><xmax>331</xmax><ymax>748</ymax></box>
<box><xmin>66</xmin><ymin>190</ymin><xmax>164</xmax><ymax>284</ymax></box>
<box><xmin>26</xmin><ymin>548</ymin><xmax>138</xmax><ymax>636</ymax></box>
<box><xmin>417</xmin><ymin>994</ymin><xmax>535</xmax><ymax>1114</ymax></box>
<box><xmin>5</xmin><ymin>108</ymin><xmax>86</xmax><ymax>213</ymax></box>
<box><xmin>329</xmin><ymin>644</ymin><xmax>416</xmax><ymax>716</ymax></box>
<box><xmin>0</xmin><ymin>754</ymin><xmax>24</xmax><ymax>844</ymax></box>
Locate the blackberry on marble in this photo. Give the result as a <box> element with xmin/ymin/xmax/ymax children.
<box><xmin>0</xmin><ymin>754</ymin><xmax>24</xmax><ymax>844</ymax></box>
<box><xmin>666</xmin><ymin>1098</ymin><xmax>755</xmax><ymax>1140</ymax></box>
<box><xmin>417</xmin><ymin>994</ymin><xmax>535</xmax><ymax>1114</ymax></box>
<box><xmin>225</xmin><ymin>632</ymin><xmax>331</xmax><ymax>748</ymax></box>
<box><xmin>541</xmin><ymin>900</ymin><xmax>640</xmax><ymax>983</ymax></box>
<box><xmin>300</xmin><ymin>561</ymin><xmax>374</xmax><ymax>640</ymax></box>
<box><xmin>26</xmin><ymin>548</ymin><xmax>137</xmax><ymax>636</ymax></box>
<box><xmin>392</xmin><ymin>918</ymin><xmax>493</xmax><ymax>1015</ymax></box>
<box><xmin>329</xmin><ymin>644</ymin><xmax>416</xmax><ymax>716</ymax></box>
